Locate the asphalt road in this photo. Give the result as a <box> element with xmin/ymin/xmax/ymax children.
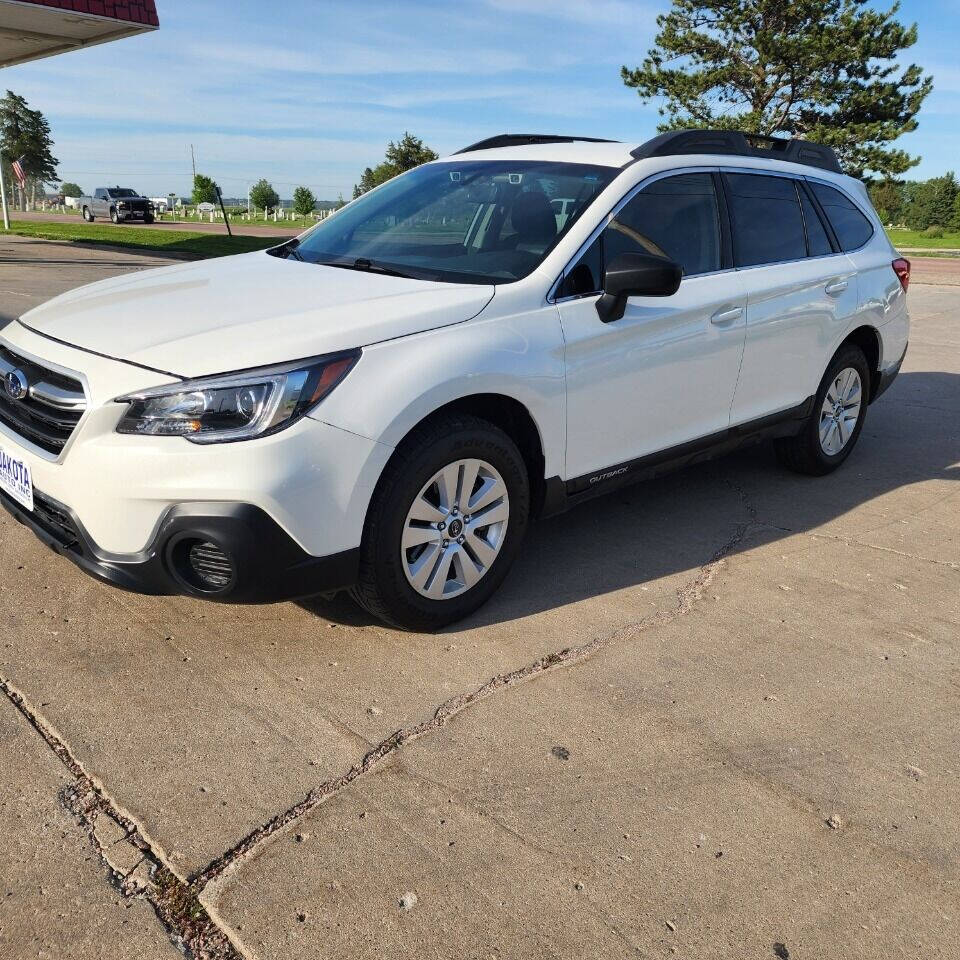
<box><xmin>1</xmin><ymin>236</ymin><xmax>958</xmax><ymax>959</ymax></box>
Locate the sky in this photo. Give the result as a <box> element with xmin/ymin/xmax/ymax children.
<box><xmin>4</xmin><ymin>0</ymin><xmax>960</xmax><ymax>200</ymax></box>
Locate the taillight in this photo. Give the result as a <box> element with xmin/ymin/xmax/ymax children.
<box><xmin>892</xmin><ymin>257</ymin><xmax>911</xmax><ymax>291</ymax></box>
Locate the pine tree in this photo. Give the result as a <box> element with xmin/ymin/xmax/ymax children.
<box><xmin>621</xmin><ymin>0</ymin><xmax>933</xmax><ymax>177</ymax></box>
<box><xmin>352</xmin><ymin>133</ymin><xmax>438</xmax><ymax>197</ymax></box>
<box><xmin>0</xmin><ymin>90</ymin><xmax>59</xmax><ymax>210</ymax></box>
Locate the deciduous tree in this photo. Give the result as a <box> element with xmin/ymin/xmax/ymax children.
<box><xmin>249</xmin><ymin>178</ymin><xmax>279</xmax><ymax>213</ymax></box>
<box><xmin>621</xmin><ymin>0</ymin><xmax>933</xmax><ymax>177</ymax></box>
<box><xmin>60</xmin><ymin>181</ymin><xmax>83</xmax><ymax>198</ymax></box>
<box><xmin>192</xmin><ymin>173</ymin><xmax>220</xmax><ymax>206</ymax></box>
<box><xmin>293</xmin><ymin>185</ymin><xmax>316</xmax><ymax>217</ymax></box>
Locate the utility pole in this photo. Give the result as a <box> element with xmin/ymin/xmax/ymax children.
<box><xmin>190</xmin><ymin>144</ymin><xmax>196</xmax><ymax>181</ymax></box>
<box><xmin>0</xmin><ymin>158</ymin><xmax>9</xmax><ymax>231</ymax></box>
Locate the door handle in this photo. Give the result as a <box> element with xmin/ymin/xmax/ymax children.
<box><xmin>710</xmin><ymin>306</ymin><xmax>743</xmax><ymax>325</ymax></box>
<box><xmin>825</xmin><ymin>279</ymin><xmax>849</xmax><ymax>296</ymax></box>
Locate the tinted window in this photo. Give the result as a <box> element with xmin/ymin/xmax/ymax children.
<box><xmin>799</xmin><ymin>189</ymin><xmax>833</xmax><ymax>256</ymax></box>
<box><xmin>604</xmin><ymin>173</ymin><xmax>721</xmax><ymax>277</ymax></box>
<box><xmin>810</xmin><ymin>182</ymin><xmax>873</xmax><ymax>251</ymax></box>
<box><xmin>726</xmin><ymin>174</ymin><xmax>807</xmax><ymax>267</ymax></box>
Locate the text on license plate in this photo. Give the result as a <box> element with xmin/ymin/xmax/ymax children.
<box><xmin>0</xmin><ymin>444</ymin><xmax>34</xmax><ymax>512</ymax></box>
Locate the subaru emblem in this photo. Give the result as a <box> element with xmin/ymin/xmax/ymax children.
<box><xmin>4</xmin><ymin>369</ymin><xmax>28</xmax><ymax>401</ymax></box>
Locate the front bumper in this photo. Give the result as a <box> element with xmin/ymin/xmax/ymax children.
<box><xmin>1</xmin><ymin>487</ymin><xmax>359</xmax><ymax>602</ymax></box>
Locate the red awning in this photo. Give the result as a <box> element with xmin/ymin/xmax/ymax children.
<box><xmin>0</xmin><ymin>0</ymin><xmax>159</xmax><ymax>68</ymax></box>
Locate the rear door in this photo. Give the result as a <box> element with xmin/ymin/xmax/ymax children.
<box><xmin>725</xmin><ymin>172</ymin><xmax>858</xmax><ymax>425</ymax></box>
<box><xmin>556</xmin><ymin>171</ymin><xmax>747</xmax><ymax>482</ymax></box>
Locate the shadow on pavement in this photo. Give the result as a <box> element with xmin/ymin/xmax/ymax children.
<box><xmin>300</xmin><ymin>371</ymin><xmax>960</xmax><ymax>629</ymax></box>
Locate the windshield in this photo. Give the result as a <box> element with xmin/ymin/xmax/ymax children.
<box><xmin>289</xmin><ymin>160</ymin><xmax>617</xmax><ymax>284</ymax></box>
<box><xmin>109</xmin><ymin>189</ymin><xmax>139</xmax><ymax>198</ymax></box>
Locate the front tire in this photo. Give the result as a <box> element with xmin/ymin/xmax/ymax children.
<box><xmin>352</xmin><ymin>414</ymin><xmax>530</xmax><ymax>631</ymax></box>
<box><xmin>110</xmin><ymin>208</ymin><xmax>121</xmax><ymax>224</ymax></box>
<box><xmin>775</xmin><ymin>344</ymin><xmax>870</xmax><ymax>476</ymax></box>
<box><xmin>144</xmin><ymin>214</ymin><xmax>155</xmax><ymax>224</ymax></box>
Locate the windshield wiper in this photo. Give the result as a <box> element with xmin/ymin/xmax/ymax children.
<box><xmin>319</xmin><ymin>257</ymin><xmax>419</xmax><ymax>279</ymax></box>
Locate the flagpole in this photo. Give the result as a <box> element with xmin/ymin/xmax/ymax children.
<box><xmin>0</xmin><ymin>157</ymin><xmax>9</xmax><ymax>231</ymax></box>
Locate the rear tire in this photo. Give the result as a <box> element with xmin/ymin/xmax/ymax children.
<box><xmin>775</xmin><ymin>344</ymin><xmax>870</xmax><ymax>476</ymax></box>
<box><xmin>351</xmin><ymin>414</ymin><xmax>530</xmax><ymax>631</ymax></box>
<box><xmin>82</xmin><ymin>206</ymin><xmax>94</xmax><ymax>222</ymax></box>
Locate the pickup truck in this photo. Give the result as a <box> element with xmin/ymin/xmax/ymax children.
<box><xmin>80</xmin><ymin>187</ymin><xmax>155</xmax><ymax>224</ymax></box>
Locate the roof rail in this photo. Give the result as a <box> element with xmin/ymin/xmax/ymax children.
<box><xmin>455</xmin><ymin>133</ymin><xmax>618</xmax><ymax>154</ymax></box>
<box><xmin>630</xmin><ymin>130</ymin><xmax>842</xmax><ymax>174</ymax></box>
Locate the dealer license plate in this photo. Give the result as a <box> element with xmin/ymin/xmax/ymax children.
<box><xmin>0</xmin><ymin>443</ymin><xmax>34</xmax><ymax>512</ymax></box>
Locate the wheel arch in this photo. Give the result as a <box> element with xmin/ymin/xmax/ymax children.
<box><xmin>379</xmin><ymin>392</ymin><xmax>551</xmax><ymax>517</ymax></box>
<box><xmin>835</xmin><ymin>325</ymin><xmax>881</xmax><ymax>401</ymax></box>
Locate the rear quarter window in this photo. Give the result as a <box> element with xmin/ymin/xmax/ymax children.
<box><xmin>809</xmin><ymin>182</ymin><xmax>874</xmax><ymax>251</ymax></box>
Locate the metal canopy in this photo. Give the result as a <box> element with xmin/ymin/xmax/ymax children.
<box><xmin>0</xmin><ymin>0</ymin><xmax>158</xmax><ymax>68</ymax></box>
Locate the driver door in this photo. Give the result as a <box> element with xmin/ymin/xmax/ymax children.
<box><xmin>556</xmin><ymin>172</ymin><xmax>747</xmax><ymax>482</ymax></box>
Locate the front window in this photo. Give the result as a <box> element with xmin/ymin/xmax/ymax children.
<box><xmin>288</xmin><ymin>160</ymin><xmax>617</xmax><ymax>284</ymax></box>
<box><xmin>108</xmin><ymin>188</ymin><xmax>139</xmax><ymax>198</ymax></box>
<box><xmin>557</xmin><ymin>172</ymin><xmax>722</xmax><ymax>298</ymax></box>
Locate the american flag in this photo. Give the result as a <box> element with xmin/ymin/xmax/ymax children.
<box><xmin>11</xmin><ymin>158</ymin><xmax>27</xmax><ymax>188</ymax></box>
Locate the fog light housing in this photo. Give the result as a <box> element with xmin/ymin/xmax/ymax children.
<box><xmin>169</xmin><ymin>537</ymin><xmax>235</xmax><ymax>593</ymax></box>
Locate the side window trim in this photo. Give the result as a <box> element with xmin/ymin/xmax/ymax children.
<box><xmin>550</xmin><ymin>166</ymin><xmax>730</xmax><ymax>302</ymax></box>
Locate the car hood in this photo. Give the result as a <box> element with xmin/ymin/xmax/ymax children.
<box><xmin>20</xmin><ymin>251</ymin><xmax>496</xmax><ymax>377</ymax></box>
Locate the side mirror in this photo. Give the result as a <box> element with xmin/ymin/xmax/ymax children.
<box><xmin>596</xmin><ymin>252</ymin><xmax>682</xmax><ymax>323</ymax></box>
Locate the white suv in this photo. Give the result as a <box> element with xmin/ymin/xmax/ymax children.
<box><xmin>0</xmin><ymin>131</ymin><xmax>910</xmax><ymax>630</ymax></box>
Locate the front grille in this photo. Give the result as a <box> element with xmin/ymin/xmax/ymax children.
<box><xmin>0</xmin><ymin>345</ymin><xmax>86</xmax><ymax>456</ymax></box>
<box><xmin>0</xmin><ymin>487</ymin><xmax>82</xmax><ymax>552</ymax></box>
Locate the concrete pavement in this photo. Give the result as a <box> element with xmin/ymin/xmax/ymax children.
<box><xmin>0</xmin><ymin>238</ymin><xmax>957</xmax><ymax>959</ymax></box>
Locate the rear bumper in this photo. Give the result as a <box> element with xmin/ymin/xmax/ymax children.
<box><xmin>873</xmin><ymin>342</ymin><xmax>907</xmax><ymax>402</ymax></box>
<box><xmin>1</xmin><ymin>488</ymin><xmax>359</xmax><ymax>603</ymax></box>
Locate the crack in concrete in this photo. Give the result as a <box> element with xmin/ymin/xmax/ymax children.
<box><xmin>1</xmin><ymin>479</ymin><xmax>760</xmax><ymax>953</ymax></box>
<box><xmin>0</xmin><ymin>674</ymin><xmax>252</xmax><ymax>960</ymax></box>
<box><xmin>192</xmin><ymin>504</ymin><xmax>756</xmax><ymax>894</ymax></box>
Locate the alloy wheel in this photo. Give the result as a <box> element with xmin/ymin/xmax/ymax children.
<box><xmin>819</xmin><ymin>367</ymin><xmax>862</xmax><ymax>456</ymax></box>
<box><xmin>401</xmin><ymin>458</ymin><xmax>510</xmax><ymax>600</ymax></box>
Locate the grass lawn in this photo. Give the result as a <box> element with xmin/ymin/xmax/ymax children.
<box><xmin>9</xmin><ymin>218</ymin><xmax>958</xmax><ymax>260</ymax></box>
<box><xmin>3</xmin><ymin>220</ymin><xmax>282</xmax><ymax>259</ymax></box>
<box><xmin>886</xmin><ymin>228</ymin><xmax>960</xmax><ymax>250</ymax></box>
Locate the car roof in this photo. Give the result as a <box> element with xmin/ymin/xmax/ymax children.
<box><xmin>438</xmin><ymin>140</ymin><xmax>861</xmax><ymax>195</ymax></box>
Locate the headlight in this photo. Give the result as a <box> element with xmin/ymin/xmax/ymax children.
<box><xmin>115</xmin><ymin>351</ymin><xmax>359</xmax><ymax>443</ymax></box>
